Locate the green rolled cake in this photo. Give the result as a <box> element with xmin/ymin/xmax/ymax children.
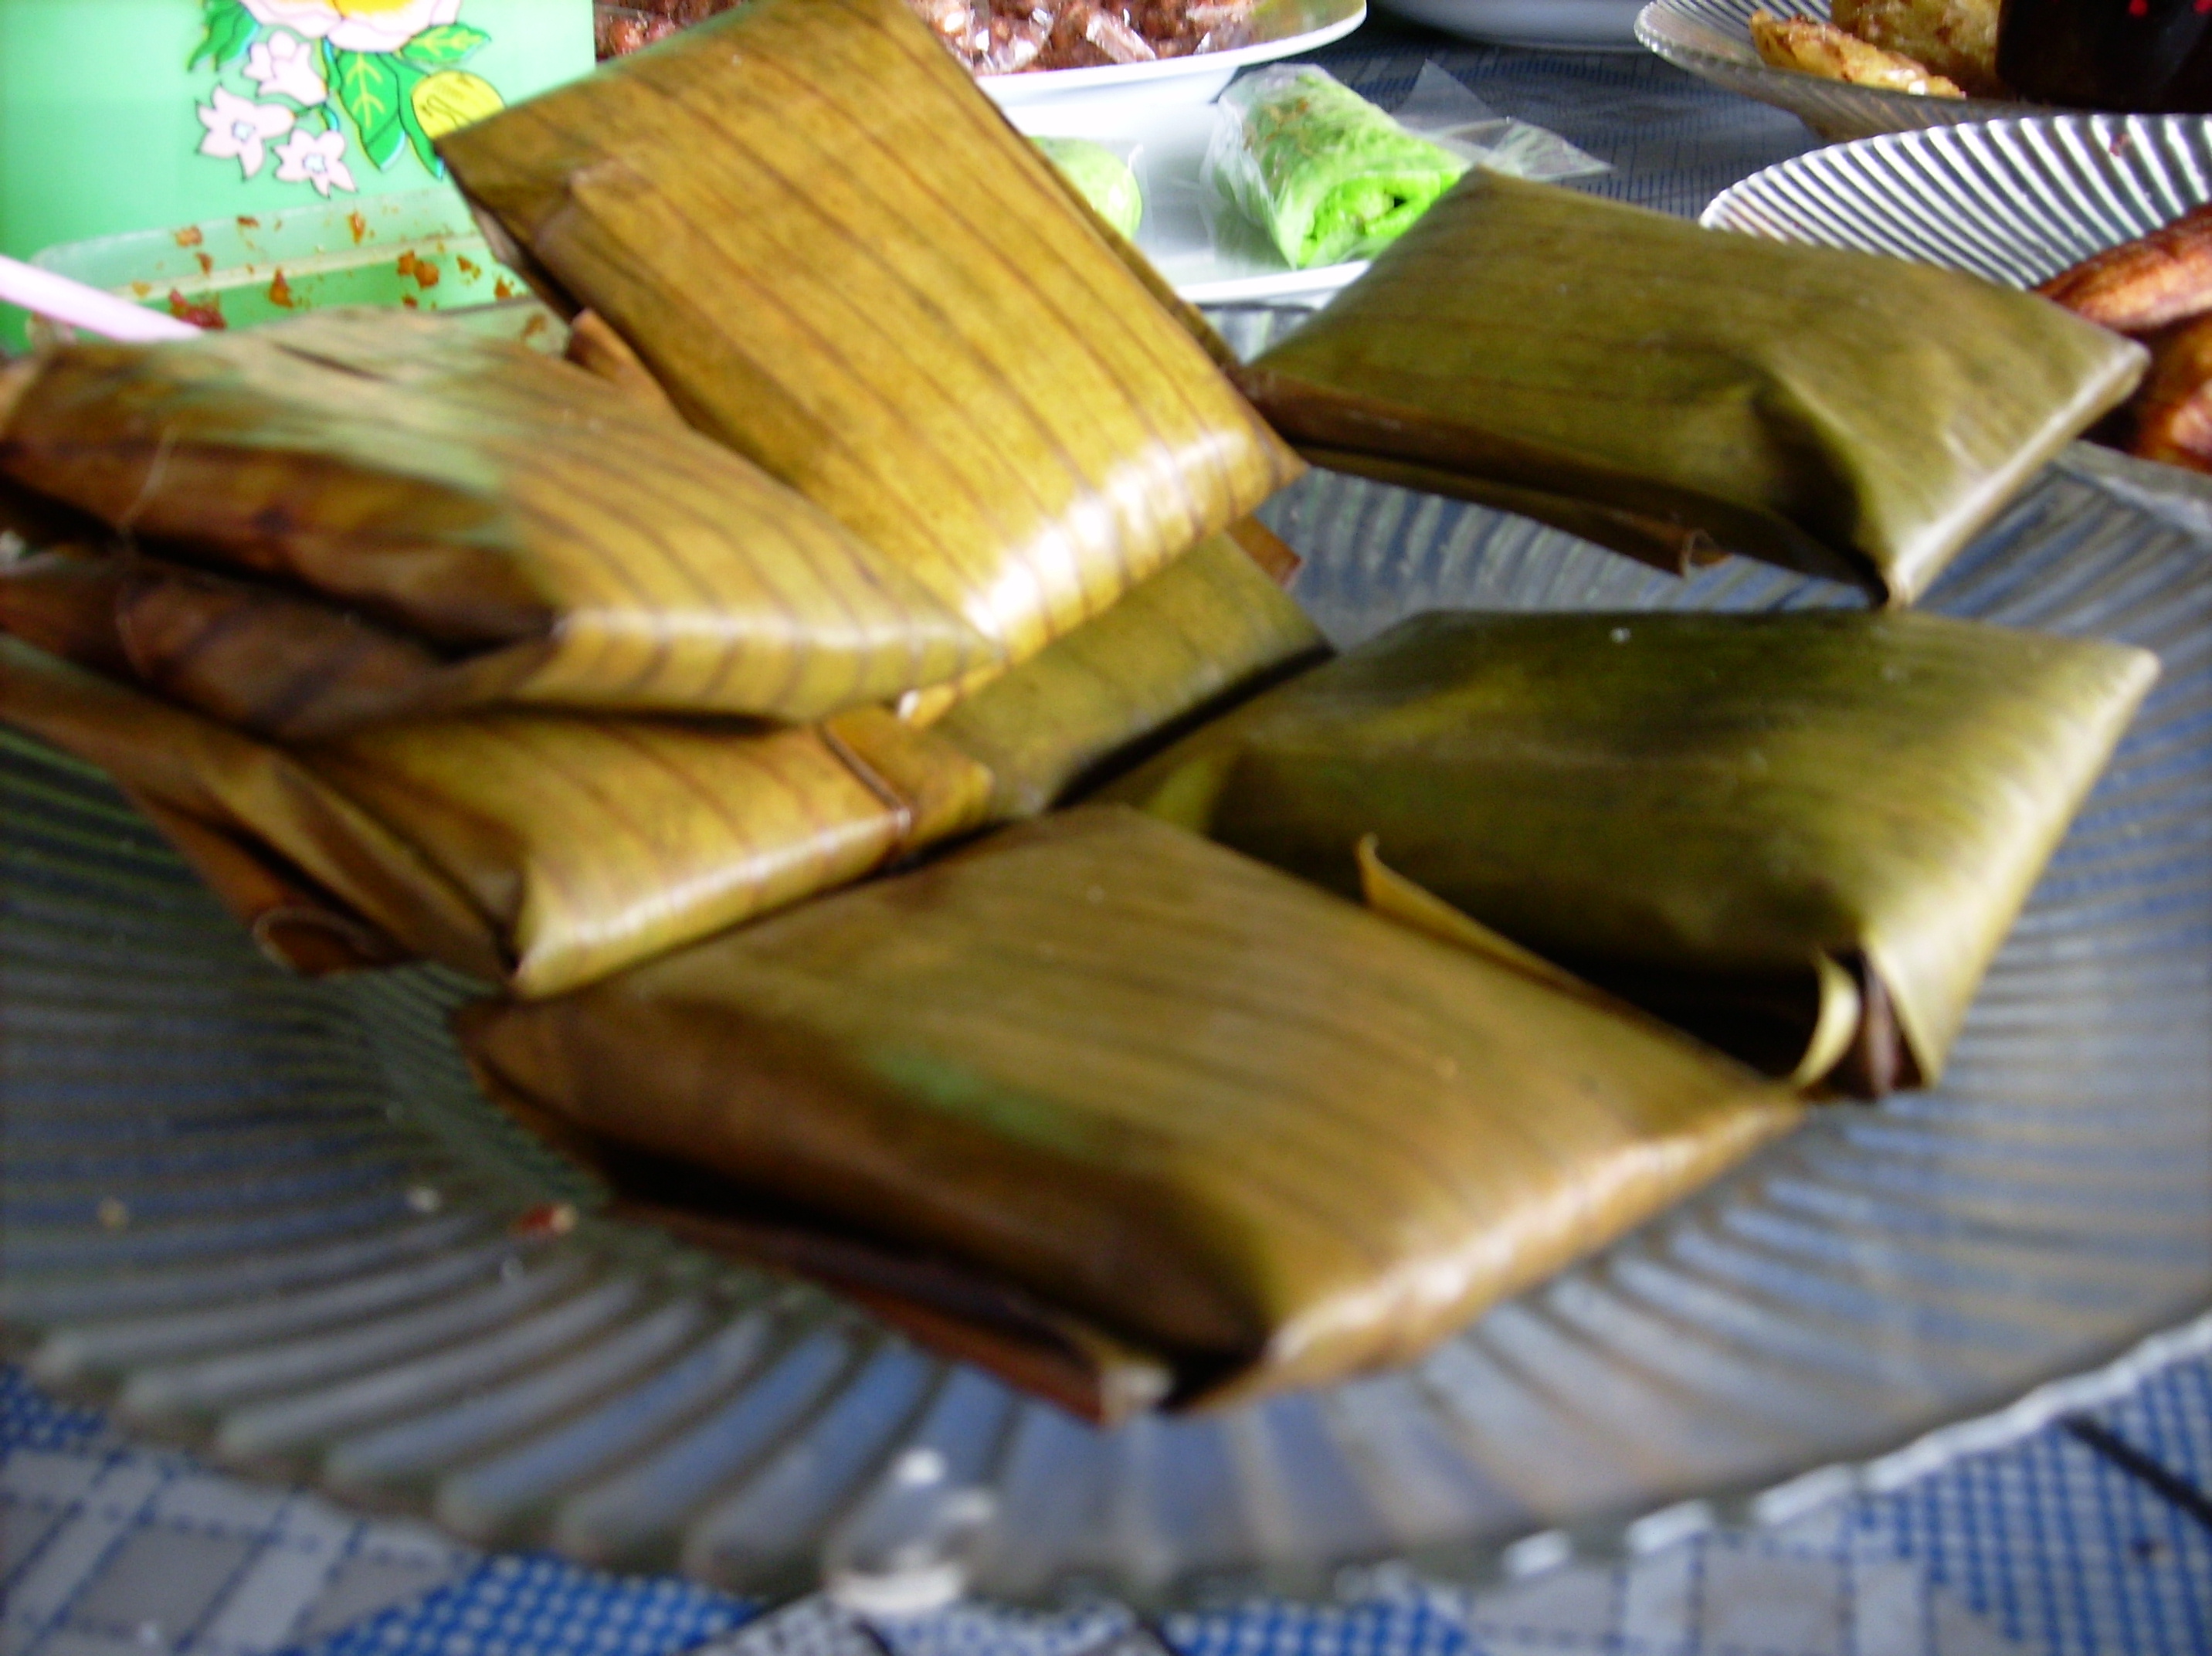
<box><xmin>1208</xmin><ymin>66</ymin><xmax>1467</xmax><ymax>270</ymax></box>
<box><xmin>1033</xmin><ymin>137</ymin><xmax>1144</xmax><ymax>241</ymax></box>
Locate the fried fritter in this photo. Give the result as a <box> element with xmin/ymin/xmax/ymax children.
<box><xmin>2128</xmin><ymin>316</ymin><xmax>2212</xmax><ymax>474</ymax></box>
<box><xmin>1832</xmin><ymin>0</ymin><xmax>2003</xmax><ymax>97</ymax></box>
<box><xmin>2039</xmin><ymin>204</ymin><xmax>2212</xmax><ymax>336</ymax></box>
<box><xmin>1749</xmin><ymin>12</ymin><xmax>1966</xmax><ymax>96</ymax></box>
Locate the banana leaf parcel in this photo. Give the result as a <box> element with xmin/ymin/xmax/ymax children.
<box><xmin>1231</xmin><ymin>172</ymin><xmax>2147</xmax><ymax>602</ymax></box>
<box><xmin>931</xmin><ymin>523</ymin><xmax>1329</xmax><ymax>820</ymax></box>
<box><xmin>0</xmin><ymin>633</ymin><xmax>992</xmax><ymax>997</ymax></box>
<box><xmin>437</xmin><ymin>0</ymin><xmax>1303</xmax><ymax>670</ymax></box>
<box><xmin>1108</xmin><ymin>610</ymin><xmax>2157</xmax><ymax>1094</ymax></box>
<box><xmin>0</xmin><ymin>310</ymin><xmax>989</xmax><ymax>737</ymax></box>
<box><xmin>457</xmin><ymin>805</ymin><xmax>1802</xmax><ymax>1417</ymax></box>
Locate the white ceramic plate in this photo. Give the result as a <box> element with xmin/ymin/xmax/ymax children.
<box><xmin>1636</xmin><ymin>0</ymin><xmax>2038</xmax><ymax>142</ymax></box>
<box><xmin>1381</xmin><ymin>0</ymin><xmax>1645</xmax><ymax>53</ymax></box>
<box><xmin>1009</xmin><ymin>102</ymin><xmax>1369</xmax><ymax>304</ymax></box>
<box><xmin>1701</xmin><ymin>114</ymin><xmax>2212</xmax><ymax>287</ymax></box>
<box><xmin>981</xmin><ymin>0</ymin><xmax>1366</xmax><ymax>108</ymax></box>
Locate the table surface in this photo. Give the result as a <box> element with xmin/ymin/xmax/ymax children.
<box><xmin>5</xmin><ymin>22</ymin><xmax>2210</xmax><ymax>1656</ymax></box>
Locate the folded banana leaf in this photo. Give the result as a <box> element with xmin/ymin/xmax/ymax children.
<box><xmin>0</xmin><ymin>635</ymin><xmax>993</xmax><ymax>996</ymax></box>
<box><xmin>931</xmin><ymin>523</ymin><xmax>1329</xmax><ymax>820</ymax></box>
<box><xmin>1106</xmin><ymin>610</ymin><xmax>2157</xmax><ymax>1094</ymax></box>
<box><xmin>437</xmin><ymin>0</ymin><xmax>1303</xmax><ymax>670</ymax></box>
<box><xmin>458</xmin><ymin>805</ymin><xmax>1801</xmax><ymax>1413</ymax></box>
<box><xmin>1232</xmin><ymin>173</ymin><xmax>2147</xmax><ymax>603</ymax></box>
<box><xmin>0</xmin><ymin>310</ymin><xmax>989</xmax><ymax>735</ymax></box>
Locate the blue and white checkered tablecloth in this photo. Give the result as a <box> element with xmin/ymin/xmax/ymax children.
<box><xmin>5</xmin><ymin>22</ymin><xmax>2210</xmax><ymax>1656</ymax></box>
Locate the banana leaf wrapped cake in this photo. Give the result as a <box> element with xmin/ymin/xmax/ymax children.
<box><xmin>1108</xmin><ymin>610</ymin><xmax>2157</xmax><ymax>1094</ymax></box>
<box><xmin>1233</xmin><ymin>172</ymin><xmax>2147</xmax><ymax>602</ymax></box>
<box><xmin>437</xmin><ymin>0</ymin><xmax>1303</xmax><ymax>672</ymax></box>
<box><xmin>0</xmin><ymin>312</ymin><xmax>989</xmax><ymax>736</ymax></box>
<box><xmin>460</xmin><ymin>805</ymin><xmax>1803</xmax><ymax>1418</ymax></box>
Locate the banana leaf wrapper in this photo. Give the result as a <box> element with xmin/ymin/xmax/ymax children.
<box><xmin>0</xmin><ymin>311</ymin><xmax>989</xmax><ymax>735</ymax></box>
<box><xmin>1207</xmin><ymin>67</ymin><xmax>1468</xmax><ymax>271</ymax></box>
<box><xmin>1233</xmin><ymin>173</ymin><xmax>2147</xmax><ymax>603</ymax></box>
<box><xmin>437</xmin><ymin>0</ymin><xmax>1303</xmax><ymax>670</ymax></box>
<box><xmin>1106</xmin><ymin>609</ymin><xmax>2157</xmax><ymax>1094</ymax></box>
<box><xmin>457</xmin><ymin>804</ymin><xmax>1803</xmax><ymax>1412</ymax></box>
<box><xmin>0</xmin><ymin>633</ymin><xmax>993</xmax><ymax>997</ymax></box>
<box><xmin>931</xmin><ymin>523</ymin><xmax>1329</xmax><ymax>820</ymax></box>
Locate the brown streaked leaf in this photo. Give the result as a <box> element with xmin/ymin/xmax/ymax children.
<box><xmin>0</xmin><ymin>310</ymin><xmax>992</xmax><ymax>731</ymax></box>
<box><xmin>1107</xmin><ymin>609</ymin><xmax>2156</xmax><ymax>1092</ymax></box>
<box><xmin>439</xmin><ymin>0</ymin><xmax>1302</xmax><ymax>670</ymax></box>
<box><xmin>0</xmin><ymin>635</ymin><xmax>996</xmax><ymax>997</ymax></box>
<box><xmin>457</xmin><ymin>805</ymin><xmax>1801</xmax><ymax>1408</ymax></box>
<box><xmin>1237</xmin><ymin>172</ymin><xmax>2146</xmax><ymax>605</ymax></box>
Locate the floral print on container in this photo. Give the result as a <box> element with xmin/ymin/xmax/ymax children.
<box><xmin>190</xmin><ymin>0</ymin><xmax>506</xmax><ymax>198</ymax></box>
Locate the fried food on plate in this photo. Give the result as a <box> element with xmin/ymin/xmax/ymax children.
<box><xmin>1831</xmin><ymin>0</ymin><xmax>2003</xmax><ymax>96</ymax></box>
<box><xmin>2129</xmin><ymin>315</ymin><xmax>2212</xmax><ymax>473</ymax></box>
<box><xmin>2038</xmin><ymin>203</ymin><xmax>2212</xmax><ymax>336</ymax></box>
<box><xmin>1749</xmin><ymin>11</ymin><xmax>1966</xmax><ymax>96</ymax></box>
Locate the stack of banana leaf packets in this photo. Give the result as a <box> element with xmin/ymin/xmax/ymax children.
<box><xmin>0</xmin><ymin>0</ymin><xmax>2159</xmax><ymax>1420</ymax></box>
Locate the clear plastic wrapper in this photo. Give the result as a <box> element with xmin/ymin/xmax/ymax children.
<box><xmin>1032</xmin><ymin>137</ymin><xmax>1145</xmax><ymax>239</ymax></box>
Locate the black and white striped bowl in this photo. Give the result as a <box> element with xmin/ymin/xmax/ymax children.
<box><xmin>1701</xmin><ymin>115</ymin><xmax>2212</xmax><ymax>289</ymax></box>
<box><xmin>1635</xmin><ymin>0</ymin><xmax>2038</xmax><ymax>144</ymax></box>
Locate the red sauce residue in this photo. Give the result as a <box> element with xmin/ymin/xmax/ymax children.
<box><xmin>236</xmin><ymin>215</ymin><xmax>260</xmax><ymax>228</ymax></box>
<box><xmin>174</xmin><ymin>226</ymin><xmax>205</xmax><ymax>249</ymax></box>
<box><xmin>401</xmin><ymin>294</ymin><xmax>420</xmax><ymax>308</ymax></box>
<box><xmin>195</xmin><ymin>251</ymin><xmax>215</xmax><ymax>277</ymax></box>
<box><xmin>167</xmin><ymin>290</ymin><xmax>226</xmax><ymax>329</ymax></box>
<box><xmin>521</xmin><ymin>313</ymin><xmax>550</xmax><ymax>341</ymax></box>
<box><xmin>414</xmin><ymin>257</ymin><xmax>441</xmax><ymax>289</ymax></box>
<box><xmin>268</xmin><ymin>269</ymin><xmax>297</xmax><ymax>308</ymax></box>
<box><xmin>494</xmin><ymin>277</ymin><xmax>518</xmax><ymax>300</ymax></box>
<box><xmin>510</xmin><ymin>1201</ymin><xmax>577</xmax><ymax>1240</ymax></box>
<box><xmin>348</xmin><ymin>210</ymin><xmax>368</xmax><ymax>245</ymax></box>
<box><xmin>455</xmin><ymin>253</ymin><xmax>480</xmax><ymax>278</ymax></box>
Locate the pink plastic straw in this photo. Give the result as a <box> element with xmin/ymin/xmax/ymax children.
<box><xmin>0</xmin><ymin>253</ymin><xmax>202</xmax><ymax>342</ymax></box>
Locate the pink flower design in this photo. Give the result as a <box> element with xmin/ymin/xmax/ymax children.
<box><xmin>273</xmin><ymin>127</ymin><xmax>358</xmax><ymax>197</ymax></box>
<box><xmin>241</xmin><ymin>0</ymin><xmax>463</xmax><ymax>55</ymax></box>
<box><xmin>196</xmin><ymin>87</ymin><xmax>296</xmax><ymax>179</ymax></box>
<box><xmin>244</xmin><ymin>30</ymin><xmax>330</xmax><ymax>106</ymax></box>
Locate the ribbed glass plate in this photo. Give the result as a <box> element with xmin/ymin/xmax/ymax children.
<box><xmin>4</xmin><ymin>430</ymin><xmax>2210</xmax><ymax>1608</ymax></box>
<box><xmin>1634</xmin><ymin>0</ymin><xmax>2037</xmax><ymax>143</ymax></box>
<box><xmin>1701</xmin><ymin>115</ymin><xmax>2212</xmax><ymax>287</ymax></box>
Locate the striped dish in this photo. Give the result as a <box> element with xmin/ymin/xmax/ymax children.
<box><xmin>1701</xmin><ymin>115</ymin><xmax>2212</xmax><ymax>288</ymax></box>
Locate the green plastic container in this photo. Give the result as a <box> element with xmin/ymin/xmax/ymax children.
<box><xmin>2</xmin><ymin>0</ymin><xmax>592</xmax><ymax>343</ymax></box>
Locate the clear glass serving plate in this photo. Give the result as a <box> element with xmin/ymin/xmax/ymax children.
<box><xmin>4</xmin><ymin>375</ymin><xmax>2210</xmax><ymax>1608</ymax></box>
<box><xmin>1634</xmin><ymin>0</ymin><xmax>2041</xmax><ymax>142</ymax></box>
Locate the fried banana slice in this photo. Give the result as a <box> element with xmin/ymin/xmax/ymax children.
<box><xmin>2039</xmin><ymin>204</ymin><xmax>2212</xmax><ymax>336</ymax></box>
<box><xmin>1749</xmin><ymin>11</ymin><xmax>1966</xmax><ymax>96</ymax></box>
<box><xmin>1832</xmin><ymin>0</ymin><xmax>2003</xmax><ymax>97</ymax></box>
<box><xmin>2129</xmin><ymin>316</ymin><xmax>2212</xmax><ymax>474</ymax></box>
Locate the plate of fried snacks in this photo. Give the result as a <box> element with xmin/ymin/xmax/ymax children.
<box><xmin>4</xmin><ymin>0</ymin><xmax>2210</xmax><ymax>1612</ymax></box>
<box><xmin>595</xmin><ymin>0</ymin><xmax>1366</xmax><ymax>104</ymax></box>
<box><xmin>1705</xmin><ymin>116</ymin><xmax>2212</xmax><ymax>477</ymax></box>
<box><xmin>1637</xmin><ymin>0</ymin><xmax>2032</xmax><ymax>141</ymax></box>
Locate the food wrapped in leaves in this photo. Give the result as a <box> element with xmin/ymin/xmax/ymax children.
<box><xmin>932</xmin><ymin>522</ymin><xmax>1328</xmax><ymax>820</ymax></box>
<box><xmin>1233</xmin><ymin>173</ymin><xmax>2146</xmax><ymax>602</ymax></box>
<box><xmin>1206</xmin><ymin>66</ymin><xmax>1467</xmax><ymax>270</ymax></box>
<box><xmin>1032</xmin><ymin>137</ymin><xmax>1144</xmax><ymax>241</ymax></box>
<box><xmin>0</xmin><ymin>631</ymin><xmax>992</xmax><ymax>997</ymax></box>
<box><xmin>439</xmin><ymin>0</ymin><xmax>1301</xmax><ymax>669</ymax></box>
<box><xmin>1107</xmin><ymin>610</ymin><xmax>2156</xmax><ymax>1094</ymax></box>
<box><xmin>459</xmin><ymin>806</ymin><xmax>1801</xmax><ymax>1417</ymax></box>
<box><xmin>0</xmin><ymin>311</ymin><xmax>987</xmax><ymax>737</ymax></box>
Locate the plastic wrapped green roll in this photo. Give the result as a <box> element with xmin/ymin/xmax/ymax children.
<box><xmin>1032</xmin><ymin>137</ymin><xmax>1143</xmax><ymax>241</ymax></box>
<box><xmin>459</xmin><ymin>806</ymin><xmax>1801</xmax><ymax>1417</ymax></box>
<box><xmin>0</xmin><ymin>312</ymin><xmax>989</xmax><ymax>735</ymax></box>
<box><xmin>1233</xmin><ymin>172</ymin><xmax>2149</xmax><ymax>602</ymax></box>
<box><xmin>1206</xmin><ymin>66</ymin><xmax>1468</xmax><ymax>270</ymax></box>
<box><xmin>1108</xmin><ymin>609</ymin><xmax>2157</xmax><ymax>1094</ymax></box>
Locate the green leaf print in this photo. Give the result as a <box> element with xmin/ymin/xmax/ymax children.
<box><xmin>188</xmin><ymin>0</ymin><xmax>258</xmax><ymax>69</ymax></box>
<box><xmin>398</xmin><ymin>92</ymin><xmax>446</xmax><ymax>178</ymax></box>
<box><xmin>399</xmin><ymin>24</ymin><xmax>493</xmax><ymax>68</ymax></box>
<box><xmin>332</xmin><ymin>49</ymin><xmax>409</xmax><ymax>170</ymax></box>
